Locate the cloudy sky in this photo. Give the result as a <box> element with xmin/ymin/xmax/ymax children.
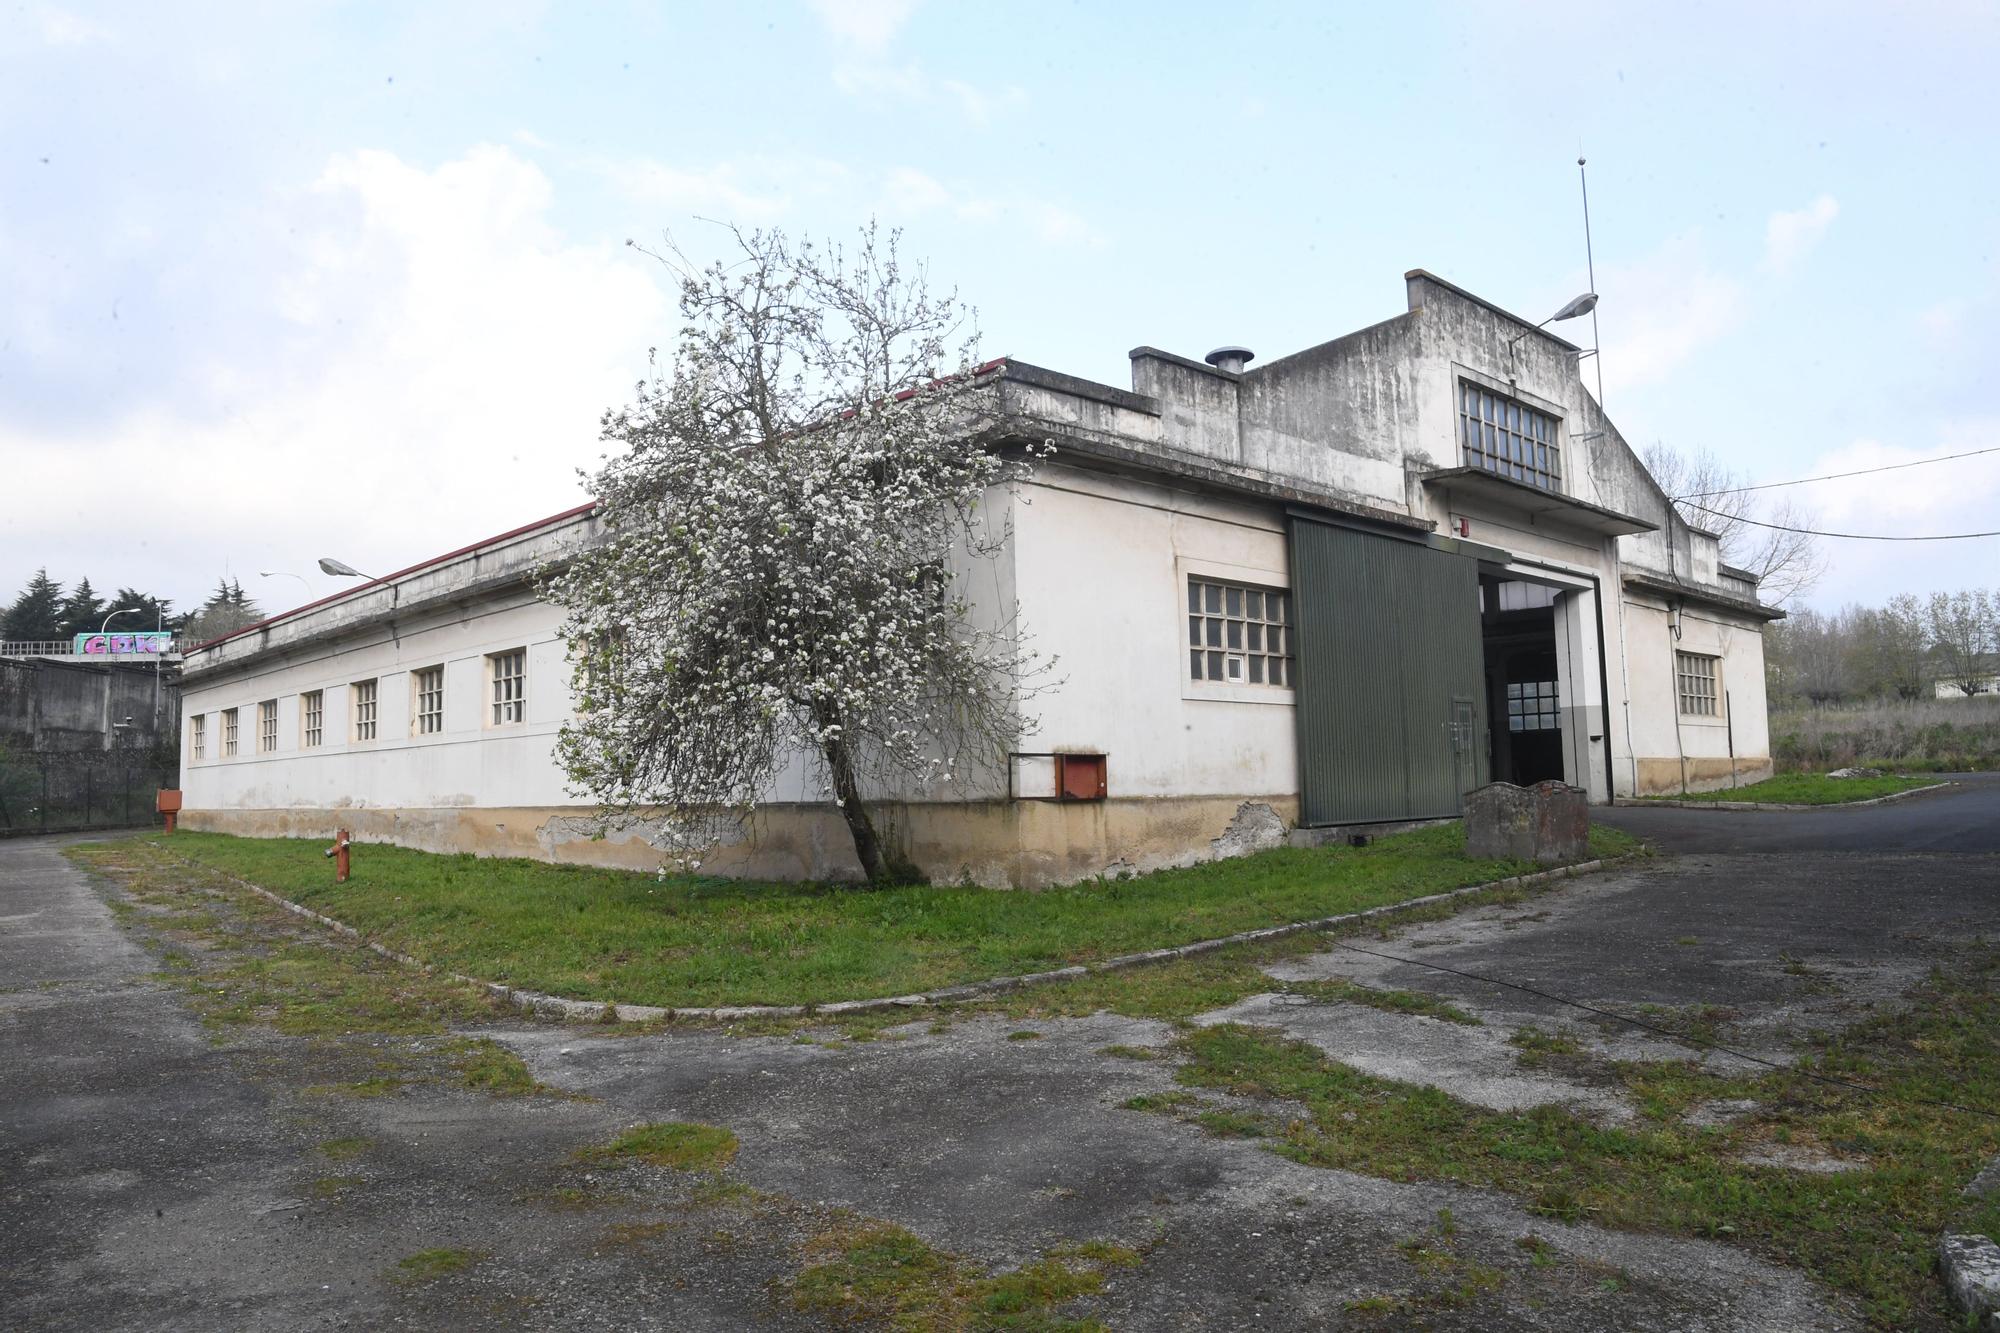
<box><xmin>4</xmin><ymin>1</ymin><xmax>1997</xmax><ymax>619</ymax></box>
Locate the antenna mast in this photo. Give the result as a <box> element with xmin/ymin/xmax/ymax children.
<box><xmin>1578</xmin><ymin>156</ymin><xmax>1605</xmax><ymax>409</ymax></box>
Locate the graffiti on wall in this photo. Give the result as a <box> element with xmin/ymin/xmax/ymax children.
<box><xmin>72</xmin><ymin>632</ymin><xmax>176</xmax><ymax>656</ymax></box>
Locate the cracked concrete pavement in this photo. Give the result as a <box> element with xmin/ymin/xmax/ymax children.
<box><xmin>7</xmin><ymin>777</ymin><xmax>1999</xmax><ymax>1328</ymax></box>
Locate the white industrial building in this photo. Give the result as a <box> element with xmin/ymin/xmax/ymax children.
<box><xmin>178</xmin><ymin>270</ymin><xmax>1779</xmax><ymax>886</ymax></box>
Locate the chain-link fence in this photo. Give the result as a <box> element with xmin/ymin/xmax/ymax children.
<box><xmin>0</xmin><ymin>747</ymin><xmax>179</xmax><ymax>835</ymax></box>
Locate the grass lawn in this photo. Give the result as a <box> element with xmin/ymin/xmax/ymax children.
<box><xmin>1644</xmin><ymin>772</ymin><xmax>1939</xmax><ymax>805</ymax></box>
<box><xmin>113</xmin><ymin>822</ymin><xmax>1636</xmax><ymax>1009</ymax></box>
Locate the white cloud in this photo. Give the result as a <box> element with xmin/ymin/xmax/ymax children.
<box><xmin>32</xmin><ymin>4</ymin><xmax>113</xmax><ymax>46</ymax></box>
<box><xmin>1591</xmin><ymin>232</ymin><xmax>1745</xmax><ymax>393</ymax></box>
<box><xmin>590</xmin><ymin>152</ymin><xmax>822</xmax><ymax>225</ymax></box>
<box><xmin>879</xmin><ymin>166</ymin><xmax>1100</xmax><ymax>248</ymax></box>
<box><xmin>803</xmin><ymin>0</ymin><xmax>922</xmax><ymax>53</ymax></box>
<box><xmin>1771</xmin><ymin>422</ymin><xmax>2000</xmax><ymax>607</ymax></box>
<box><xmin>1763</xmin><ymin>194</ymin><xmax>1838</xmax><ymax>274</ymax></box>
<box><xmin>832</xmin><ymin>62</ymin><xmax>1027</xmax><ymax>125</ymax></box>
<box><xmin>4</xmin><ymin>145</ymin><xmax>668</xmax><ymax>606</ymax></box>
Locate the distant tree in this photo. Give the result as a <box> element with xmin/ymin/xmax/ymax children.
<box><xmin>180</xmin><ymin>578</ymin><xmax>264</xmax><ymax>645</ymax></box>
<box><xmin>55</xmin><ymin>578</ymin><xmax>106</xmax><ymax>640</ymax></box>
<box><xmin>1772</xmin><ymin>607</ymin><xmax>1852</xmax><ymax>704</ymax></box>
<box><xmin>1871</xmin><ymin>593</ymin><xmax>1931</xmax><ymax>700</ymax></box>
<box><xmin>548</xmin><ymin>222</ymin><xmax>1049</xmax><ymax>883</ymax></box>
<box><xmin>1642</xmin><ymin>444</ymin><xmax>1826</xmax><ymax>607</ymax></box>
<box><xmin>113</xmin><ymin>588</ymin><xmax>177</xmax><ymax>633</ymax></box>
<box><xmin>1</xmin><ymin>569</ymin><xmax>67</xmax><ymax>643</ymax></box>
<box><xmin>1928</xmin><ymin>589</ymin><xmax>1996</xmax><ymax>697</ymax></box>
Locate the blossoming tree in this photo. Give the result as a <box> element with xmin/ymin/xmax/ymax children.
<box><xmin>547</xmin><ymin>223</ymin><xmax>1047</xmax><ymax>883</ymax></box>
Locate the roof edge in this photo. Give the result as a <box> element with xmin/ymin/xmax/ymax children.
<box><xmin>1404</xmin><ymin>268</ymin><xmax>1584</xmax><ymax>353</ymax></box>
<box><xmin>184</xmin><ymin>501</ymin><xmax>599</xmax><ymax>656</ymax></box>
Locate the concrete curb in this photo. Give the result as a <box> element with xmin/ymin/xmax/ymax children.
<box><xmin>1940</xmin><ymin>1234</ymin><xmax>2000</xmax><ymax>1328</ymax></box>
<box><xmin>1941</xmin><ymin>1154</ymin><xmax>2000</xmax><ymax>1327</ymax></box>
<box><xmin>1613</xmin><ymin>781</ymin><xmax>1953</xmax><ymax>813</ymax></box>
<box><xmin>147</xmin><ymin>843</ymin><xmax>1627</xmax><ymax>1026</ymax></box>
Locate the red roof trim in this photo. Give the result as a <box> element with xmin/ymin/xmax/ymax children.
<box><xmin>187</xmin><ymin>500</ymin><xmax>600</xmax><ymax>654</ymax></box>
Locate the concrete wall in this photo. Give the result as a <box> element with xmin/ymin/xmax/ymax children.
<box><xmin>1619</xmin><ymin>593</ymin><xmax>1774</xmax><ymax>795</ymax></box>
<box><xmin>0</xmin><ymin>657</ymin><xmax>174</xmax><ymax>754</ymax></box>
<box><xmin>179</xmin><ymin>481</ymin><xmax>1299</xmax><ymax>888</ymax></box>
<box><xmin>1111</xmin><ymin>269</ymin><xmax>1777</xmax><ymax>799</ymax></box>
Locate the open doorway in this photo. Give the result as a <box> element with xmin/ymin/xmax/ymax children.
<box><xmin>1481</xmin><ymin>576</ymin><xmax>1565</xmax><ymax>787</ymax></box>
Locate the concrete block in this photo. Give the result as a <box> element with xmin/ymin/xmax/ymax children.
<box><xmin>1464</xmin><ymin>781</ymin><xmax>1589</xmax><ymax>865</ymax></box>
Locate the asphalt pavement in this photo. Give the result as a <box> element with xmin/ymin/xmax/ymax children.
<box><xmin>7</xmin><ymin>780</ymin><xmax>1996</xmax><ymax>1330</ymax></box>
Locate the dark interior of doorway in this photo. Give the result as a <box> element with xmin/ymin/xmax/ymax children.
<box><xmin>1481</xmin><ymin>577</ymin><xmax>1565</xmax><ymax>786</ymax></box>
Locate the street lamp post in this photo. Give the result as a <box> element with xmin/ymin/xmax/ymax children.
<box><xmin>259</xmin><ymin>570</ymin><xmax>312</xmax><ymax>596</ymax></box>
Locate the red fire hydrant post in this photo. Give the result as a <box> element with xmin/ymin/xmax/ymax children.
<box><xmin>324</xmin><ymin>828</ymin><xmax>351</xmax><ymax>883</ymax></box>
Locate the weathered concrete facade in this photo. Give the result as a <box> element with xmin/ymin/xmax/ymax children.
<box><xmin>180</xmin><ymin>268</ymin><xmax>1777</xmax><ymax>884</ymax></box>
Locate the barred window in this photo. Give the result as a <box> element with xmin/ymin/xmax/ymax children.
<box><xmin>1677</xmin><ymin>652</ymin><xmax>1719</xmax><ymax>717</ymax></box>
<box><xmin>488</xmin><ymin>649</ymin><xmax>526</xmax><ymax>726</ymax></box>
<box><xmin>351</xmin><ymin>679</ymin><xmax>378</xmax><ymax>742</ymax></box>
<box><xmin>1459</xmin><ymin>382</ymin><xmax>1561</xmax><ymax>491</ymax></box>
<box><xmin>222</xmin><ymin>708</ymin><xmax>238</xmax><ymax>756</ymax></box>
<box><xmin>190</xmin><ymin>714</ymin><xmax>205</xmax><ymax>759</ymax></box>
<box><xmin>258</xmin><ymin>700</ymin><xmax>278</xmax><ymax>753</ymax></box>
<box><xmin>1507</xmin><ymin>680</ymin><xmax>1559</xmax><ymax>732</ymax></box>
<box><xmin>1187</xmin><ymin>577</ymin><xmax>1292</xmax><ymax>687</ymax></box>
<box><xmin>413</xmin><ymin>666</ymin><xmax>445</xmax><ymax>736</ymax></box>
<box><xmin>301</xmin><ymin>690</ymin><xmax>323</xmax><ymax>748</ymax></box>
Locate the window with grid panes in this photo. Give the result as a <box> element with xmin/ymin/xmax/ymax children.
<box><xmin>1506</xmin><ymin>680</ymin><xmax>1559</xmax><ymax>732</ymax></box>
<box><xmin>190</xmin><ymin>714</ymin><xmax>205</xmax><ymax>759</ymax></box>
<box><xmin>488</xmin><ymin>649</ymin><xmax>525</xmax><ymax>726</ymax></box>
<box><xmin>1187</xmin><ymin>577</ymin><xmax>1292</xmax><ymax>687</ymax></box>
<box><xmin>1676</xmin><ymin>652</ymin><xmax>1719</xmax><ymax>716</ymax></box>
<box><xmin>351</xmin><ymin>679</ymin><xmax>378</xmax><ymax>741</ymax></box>
<box><xmin>301</xmin><ymin>690</ymin><xmax>323</xmax><ymax>747</ymax></box>
<box><xmin>222</xmin><ymin>708</ymin><xmax>238</xmax><ymax>756</ymax></box>
<box><xmin>413</xmin><ymin>666</ymin><xmax>444</xmax><ymax>735</ymax></box>
<box><xmin>258</xmin><ymin>700</ymin><xmax>278</xmax><ymax>752</ymax></box>
<box><xmin>1459</xmin><ymin>382</ymin><xmax>1561</xmax><ymax>491</ymax></box>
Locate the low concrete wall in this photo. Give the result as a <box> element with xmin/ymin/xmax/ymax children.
<box><xmin>1633</xmin><ymin>756</ymin><xmax>1774</xmax><ymax>796</ymax></box>
<box><xmin>180</xmin><ymin>793</ymin><xmax>1302</xmax><ymax>889</ymax></box>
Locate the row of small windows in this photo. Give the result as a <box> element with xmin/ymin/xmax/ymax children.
<box><xmin>189</xmin><ymin>650</ymin><xmax>527</xmax><ymax>757</ymax></box>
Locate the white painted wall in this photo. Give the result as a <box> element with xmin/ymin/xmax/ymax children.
<box><xmin>181</xmin><ymin>593</ymin><xmax>577</xmax><ymax>812</ymax></box>
<box><xmin>1009</xmin><ymin>463</ymin><xmax>1297</xmax><ymax>800</ymax></box>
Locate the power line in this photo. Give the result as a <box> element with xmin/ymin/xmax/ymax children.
<box><xmin>1674</xmin><ymin>444</ymin><xmax>2000</xmax><ymax>500</ymax></box>
<box><xmin>1682</xmin><ymin>502</ymin><xmax>2000</xmax><ymax>542</ymax></box>
<box><xmin>1329</xmin><ymin>939</ymin><xmax>2000</xmax><ymax>1123</ymax></box>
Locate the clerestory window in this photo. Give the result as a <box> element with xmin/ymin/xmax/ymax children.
<box><xmin>1459</xmin><ymin>382</ymin><xmax>1561</xmax><ymax>492</ymax></box>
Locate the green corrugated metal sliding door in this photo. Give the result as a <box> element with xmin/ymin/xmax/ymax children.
<box><xmin>1289</xmin><ymin>516</ymin><xmax>1487</xmax><ymax>825</ymax></box>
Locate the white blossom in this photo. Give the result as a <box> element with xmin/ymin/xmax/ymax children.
<box><xmin>546</xmin><ymin>222</ymin><xmax>1051</xmax><ymax>884</ymax></box>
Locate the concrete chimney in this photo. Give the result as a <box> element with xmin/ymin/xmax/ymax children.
<box><xmin>1203</xmin><ymin>346</ymin><xmax>1254</xmax><ymax>375</ymax></box>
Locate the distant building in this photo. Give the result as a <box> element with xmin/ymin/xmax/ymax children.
<box><xmin>178</xmin><ymin>269</ymin><xmax>1780</xmax><ymax>886</ymax></box>
<box><xmin>1935</xmin><ymin>676</ymin><xmax>1999</xmax><ymax>698</ymax></box>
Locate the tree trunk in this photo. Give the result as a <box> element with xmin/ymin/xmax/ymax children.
<box><xmin>820</xmin><ymin>729</ymin><xmax>888</xmax><ymax>883</ymax></box>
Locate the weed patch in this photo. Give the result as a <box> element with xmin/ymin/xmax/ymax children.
<box><xmin>577</xmin><ymin>1121</ymin><xmax>740</xmax><ymax>1173</ymax></box>
<box><xmin>1284</xmin><ymin>976</ymin><xmax>1482</xmax><ymax>1026</ymax></box>
<box><xmin>1166</xmin><ymin>945</ymin><xmax>2000</xmax><ymax>1330</ymax></box>
<box><xmin>791</xmin><ymin>1215</ymin><xmax>1137</xmax><ymax>1330</ymax></box>
<box><xmin>390</xmin><ymin>1247</ymin><xmax>485</xmax><ymax>1283</ymax></box>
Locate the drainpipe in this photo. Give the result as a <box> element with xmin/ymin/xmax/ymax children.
<box><xmin>1668</xmin><ymin>600</ymin><xmax>1689</xmax><ymax>796</ymax></box>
